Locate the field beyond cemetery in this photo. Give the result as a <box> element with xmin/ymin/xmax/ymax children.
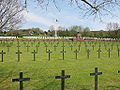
<box><xmin>0</xmin><ymin>39</ymin><xmax>120</xmax><ymax>90</ymax></box>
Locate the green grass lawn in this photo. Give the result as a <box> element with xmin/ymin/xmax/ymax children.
<box><xmin>0</xmin><ymin>40</ymin><xmax>120</xmax><ymax>90</ymax></box>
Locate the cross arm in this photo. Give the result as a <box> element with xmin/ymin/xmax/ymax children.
<box><xmin>12</xmin><ymin>78</ymin><xmax>19</xmax><ymax>82</ymax></box>
<box><xmin>65</xmin><ymin>75</ymin><xmax>70</xmax><ymax>78</ymax></box>
<box><xmin>23</xmin><ymin>78</ymin><xmax>30</xmax><ymax>81</ymax></box>
<box><xmin>55</xmin><ymin>76</ymin><xmax>61</xmax><ymax>79</ymax></box>
<box><xmin>55</xmin><ymin>75</ymin><xmax>70</xmax><ymax>79</ymax></box>
<box><xmin>90</xmin><ymin>72</ymin><xmax>102</xmax><ymax>76</ymax></box>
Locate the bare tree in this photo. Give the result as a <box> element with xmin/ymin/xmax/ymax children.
<box><xmin>34</xmin><ymin>0</ymin><xmax>120</xmax><ymax>18</ymax></box>
<box><xmin>106</xmin><ymin>22</ymin><xmax>120</xmax><ymax>38</ymax></box>
<box><xmin>106</xmin><ymin>22</ymin><xmax>119</xmax><ymax>31</ymax></box>
<box><xmin>0</xmin><ymin>0</ymin><xmax>24</xmax><ymax>31</ymax></box>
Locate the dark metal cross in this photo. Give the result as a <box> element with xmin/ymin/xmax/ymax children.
<box><xmin>7</xmin><ymin>45</ymin><xmax>11</xmax><ymax>52</ymax></box>
<box><xmin>117</xmin><ymin>48</ymin><xmax>120</xmax><ymax>57</ymax></box>
<box><xmin>107</xmin><ymin>48</ymin><xmax>111</xmax><ymax>58</ymax></box>
<box><xmin>60</xmin><ymin>49</ymin><xmax>66</xmax><ymax>60</ymax></box>
<box><xmin>55</xmin><ymin>70</ymin><xmax>70</xmax><ymax>90</ymax></box>
<box><xmin>23</xmin><ymin>42</ymin><xmax>26</xmax><ymax>47</ymax></box>
<box><xmin>32</xmin><ymin>50</ymin><xmax>37</xmax><ymax>61</ymax></box>
<box><xmin>17</xmin><ymin>45</ymin><xmax>20</xmax><ymax>50</ymax></box>
<box><xmin>98</xmin><ymin>44</ymin><xmax>101</xmax><ymax>49</ymax></box>
<box><xmin>92</xmin><ymin>45</ymin><xmax>95</xmax><ymax>50</ymax></box>
<box><xmin>117</xmin><ymin>45</ymin><xmax>119</xmax><ymax>49</ymax></box>
<box><xmin>90</xmin><ymin>67</ymin><xmax>102</xmax><ymax>90</ymax></box>
<box><xmin>16</xmin><ymin>50</ymin><xmax>22</xmax><ymax>62</ymax></box>
<box><xmin>61</xmin><ymin>45</ymin><xmax>65</xmax><ymax>50</ymax></box>
<box><xmin>104</xmin><ymin>44</ymin><xmax>107</xmax><ymax>50</ymax></box>
<box><xmin>26</xmin><ymin>45</ymin><xmax>30</xmax><ymax>52</ymax></box>
<box><xmin>86</xmin><ymin>49</ymin><xmax>90</xmax><ymax>59</ymax></box>
<box><xmin>0</xmin><ymin>50</ymin><xmax>6</xmax><ymax>62</ymax></box>
<box><xmin>78</xmin><ymin>44</ymin><xmax>81</xmax><ymax>51</ymax></box>
<box><xmin>53</xmin><ymin>45</ymin><xmax>57</xmax><ymax>51</ymax></box>
<box><xmin>118</xmin><ymin>70</ymin><xmax>120</xmax><ymax>73</ymax></box>
<box><xmin>85</xmin><ymin>44</ymin><xmax>87</xmax><ymax>48</ymax></box>
<box><xmin>12</xmin><ymin>72</ymin><xmax>30</xmax><ymax>90</ymax></box>
<box><xmin>46</xmin><ymin>50</ymin><xmax>52</xmax><ymax>61</ymax></box>
<box><xmin>70</xmin><ymin>45</ymin><xmax>73</xmax><ymax>51</ymax></box>
<box><xmin>97</xmin><ymin>49</ymin><xmax>102</xmax><ymax>58</ymax></box>
<box><xmin>74</xmin><ymin>49</ymin><xmax>79</xmax><ymax>59</ymax></box>
<box><xmin>35</xmin><ymin>45</ymin><xmax>39</xmax><ymax>52</ymax></box>
<box><xmin>31</xmin><ymin>42</ymin><xmax>34</xmax><ymax>47</ymax></box>
<box><xmin>45</xmin><ymin>45</ymin><xmax>48</xmax><ymax>52</ymax></box>
<box><xmin>111</xmin><ymin>44</ymin><xmax>113</xmax><ymax>50</ymax></box>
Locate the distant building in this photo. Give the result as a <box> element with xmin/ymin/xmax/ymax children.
<box><xmin>76</xmin><ymin>32</ymin><xmax>81</xmax><ymax>39</ymax></box>
<box><xmin>28</xmin><ymin>31</ymin><xmax>33</xmax><ymax>35</ymax></box>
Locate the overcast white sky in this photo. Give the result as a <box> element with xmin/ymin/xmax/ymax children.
<box><xmin>21</xmin><ymin>0</ymin><xmax>120</xmax><ymax>31</ymax></box>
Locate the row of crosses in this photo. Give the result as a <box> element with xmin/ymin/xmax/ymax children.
<box><xmin>0</xmin><ymin>48</ymin><xmax>120</xmax><ymax>62</ymax></box>
<box><xmin>12</xmin><ymin>67</ymin><xmax>120</xmax><ymax>90</ymax></box>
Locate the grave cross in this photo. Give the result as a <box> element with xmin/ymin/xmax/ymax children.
<box><xmin>97</xmin><ymin>49</ymin><xmax>102</xmax><ymax>58</ymax></box>
<box><xmin>7</xmin><ymin>45</ymin><xmax>11</xmax><ymax>52</ymax></box>
<box><xmin>26</xmin><ymin>45</ymin><xmax>30</xmax><ymax>52</ymax></box>
<box><xmin>16</xmin><ymin>50</ymin><xmax>22</xmax><ymax>62</ymax></box>
<box><xmin>92</xmin><ymin>45</ymin><xmax>95</xmax><ymax>50</ymax></box>
<box><xmin>12</xmin><ymin>72</ymin><xmax>30</xmax><ymax>90</ymax></box>
<box><xmin>23</xmin><ymin>42</ymin><xmax>26</xmax><ymax>47</ymax></box>
<box><xmin>104</xmin><ymin>44</ymin><xmax>107</xmax><ymax>50</ymax></box>
<box><xmin>117</xmin><ymin>45</ymin><xmax>119</xmax><ymax>49</ymax></box>
<box><xmin>61</xmin><ymin>45</ymin><xmax>65</xmax><ymax>50</ymax></box>
<box><xmin>55</xmin><ymin>70</ymin><xmax>70</xmax><ymax>90</ymax></box>
<box><xmin>107</xmin><ymin>48</ymin><xmax>111</xmax><ymax>58</ymax></box>
<box><xmin>35</xmin><ymin>45</ymin><xmax>39</xmax><ymax>52</ymax></box>
<box><xmin>53</xmin><ymin>45</ymin><xmax>57</xmax><ymax>51</ymax></box>
<box><xmin>89</xmin><ymin>42</ymin><xmax>91</xmax><ymax>46</ymax></box>
<box><xmin>86</xmin><ymin>49</ymin><xmax>90</xmax><ymax>59</ymax></box>
<box><xmin>31</xmin><ymin>42</ymin><xmax>34</xmax><ymax>47</ymax></box>
<box><xmin>46</xmin><ymin>50</ymin><xmax>52</xmax><ymax>61</ymax></box>
<box><xmin>17</xmin><ymin>45</ymin><xmax>20</xmax><ymax>50</ymax></box>
<box><xmin>78</xmin><ymin>44</ymin><xmax>81</xmax><ymax>51</ymax></box>
<box><xmin>111</xmin><ymin>44</ymin><xmax>113</xmax><ymax>50</ymax></box>
<box><xmin>0</xmin><ymin>50</ymin><xmax>6</xmax><ymax>62</ymax></box>
<box><xmin>98</xmin><ymin>44</ymin><xmax>101</xmax><ymax>49</ymax></box>
<box><xmin>74</xmin><ymin>49</ymin><xmax>79</xmax><ymax>59</ymax></box>
<box><xmin>60</xmin><ymin>49</ymin><xmax>66</xmax><ymax>60</ymax></box>
<box><xmin>90</xmin><ymin>67</ymin><xmax>102</xmax><ymax>90</ymax></box>
<box><xmin>32</xmin><ymin>50</ymin><xmax>37</xmax><ymax>61</ymax></box>
<box><xmin>117</xmin><ymin>48</ymin><xmax>120</xmax><ymax>57</ymax></box>
<box><xmin>70</xmin><ymin>45</ymin><xmax>73</xmax><ymax>51</ymax></box>
<box><xmin>45</xmin><ymin>45</ymin><xmax>48</xmax><ymax>52</ymax></box>
<box><xmin>118</xmin><ymin>71</ymin><xmax>120</xmax><ymax>73</ymax></box>
<box><xmin>85</xmin><ymin>44</ymin><xmax>87</xmax><ymax>48</ymax></box>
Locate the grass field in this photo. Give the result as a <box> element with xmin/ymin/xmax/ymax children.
<box><xmin>0</xmin><ymin>40</ymin><xmax>120</xmax><ymax>90</ymax></box>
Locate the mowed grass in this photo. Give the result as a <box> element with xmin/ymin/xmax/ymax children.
<box><xmin>0</xmin><ymin>40</ymin><xmax>120</xmax><ymax>90</ymax></box>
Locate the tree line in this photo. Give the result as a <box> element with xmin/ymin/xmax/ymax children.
<box><xmin>0</xmin><ymin>23</ymin><xmax>120</xmax><ymax>39</ymax></box>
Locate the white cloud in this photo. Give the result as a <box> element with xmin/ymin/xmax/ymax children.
<box><xmin>22</xmin><ymin>11</ymin><xmax>60</xmax><ymax>29</ymax></box>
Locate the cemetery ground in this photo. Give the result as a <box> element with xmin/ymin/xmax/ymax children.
<box><xmin>0</xmin><ymin>40</ymin><xmax>120</xmax><ymax>90</ymax></box>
